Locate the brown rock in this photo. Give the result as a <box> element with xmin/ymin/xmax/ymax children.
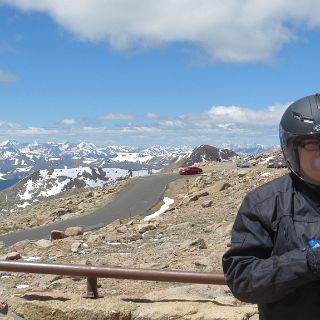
<box><xmin>71</xmin><ymin>242</ymin><xmax>82</xmax><ymax>253</ymax></box>
<box><xmin>197</xmin><ymin>191</ymin><xmax>210</xmax><ymax>197</ymax></box>
<box><xmin>188</xmin><ymin>195</ymin><xmax>199</xmax><ymax>202</ymax></box>
<box><xmin>11</xmin><ymin>240</ymin><xmax>32</xmax><ymax>252</ymax></box>
<box><xmin>5</xmin><ymin>252</ymin><xmax>21</xmax><ymax>261</ymax></box>
<box><xmin>54</xmin><ymin>208</ymin><xmax>71</xmax><ymax>216</ymax></box>
<box><xmin>85</xmin><ymin>191</ymin><xmax>94</xmax><ymax>198</ymax></box>
<box><xmin>35</xmin><ymin>239</ymin><xmax>53</xmax><ymax>248</ymax></box>
<box><xmin>138</xmin><ymin>224</ymin><xmax>156</xmax><ymax>234</ymax></box>
<box><xmin>133</xmin><ymin>284</ymin><xmax>257</xmax><ymax>320</ymax></box>
<box><xmin>0</xmin><ymin>299</ymin><xmax>8</xmax><ymax>315</ymax></box>
<box><xmin>127</xmin><ymin>233</ymin><xmax>143</xmax><ymax>241</ymax></box>
<box><xmin>190</xmin><ymin>238</ymin><xmax>207</xmax><ymax>249</ymax></box>
<box><xmin>65</xmin><ymin>227</ymin><xmax>84</xmax><ymax>236</ymax></box>
<box><xmin>237</xmin><ymin>170</ymin><xmax>248</xmax><ymax>177</ymax></box>
<box><xmin>201</xmin><ymin>200</ymin><xmax>213</xmax><ymax>208</ymax></box>
<box><xmin>208</xmin><ymin>181</ymin><xmax>231</xmax><ymax>192</ymax></box>
<box><xmin>9</xmin><ymin>294</ymin><xmax>134</xmax><ymax>320</ymax></box>
<box><xmin>50</xmin><ymin>230</ymin><xmax>66</xmax><ymax>241</ymax></box>
<box><xmin>116</xmin><ymin>225</ymin><xmax>128</xmax><ymax>233</ymax></box>
<box><xmin>183</xmin><ymin>238</ymin><xmax>207</xmax><ymax>250</ymax></box>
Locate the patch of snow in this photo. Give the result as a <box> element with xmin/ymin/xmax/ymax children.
<box><xmin>16</xmin><ymin>284</ymin><xmax>30</xmax><ymax>289</ymax></box>
<box><xmin>83</xmin><ymin>160</ymin><xmax>96</xmax><ymax>164</ymax></box>
<box><xmin>16</xmin><ymin>166</ymin><xmax>33</xmax><ymax>172</ymax></box>
<box><xmin>22</xmin><ymin>256</ymin><xmax>42</xmax><ymax>262</ymax></box>
<box><xmin>17</xmin><ymin>202</ymin><xmax>32</xmax><ymax>208</ymax></box>
<box><xmin>144</xmin><ymin>197</ymin><xmax>174</xmax><ymax>222</ymax></box>
<box><xmin>259</xmin><ymin>172</ymin><xmax>272</xmax><ymax>177</ymax></box>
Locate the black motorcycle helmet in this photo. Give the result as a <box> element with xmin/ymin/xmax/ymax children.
<box><xmin>279</xmin><ymin>93</ymin><xmax>320</xmax><ymax>182</ymax></box>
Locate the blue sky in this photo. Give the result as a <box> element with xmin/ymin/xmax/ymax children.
<box><xmin>1</xmin><ymin>1</ymin><xmax>320</xmax><ymax>147</ymax></box>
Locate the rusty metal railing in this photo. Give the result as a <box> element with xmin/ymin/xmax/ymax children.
<box><xmin>0</xmin><ymin>260</ymin><xmax>226</xmax><ymax>298</ymax></box>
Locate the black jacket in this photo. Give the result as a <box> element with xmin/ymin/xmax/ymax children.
<box><xmin>222</xmin><ymin>173</ymin><xmax>320</xmax><ymax>320</ymax></box>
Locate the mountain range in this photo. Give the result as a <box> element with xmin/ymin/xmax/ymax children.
<box><xmin>0</xmin><ymin>140</ymin><xmax>277</xmax><ymax>182</ymax></box>
<box><xmin>0</xmin><ymin>141</ymin><xmax>278</xmax><ymax>212</ymax></box>
<box><xmin>0</xmin><ymin>140</ymin><xmax>193</xmax><ymax>181</ymax></box>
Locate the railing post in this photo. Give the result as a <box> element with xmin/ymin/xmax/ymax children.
<box><xmin>83</xmin><ymin>277</ymin><xmax>102</xmax><ymax>299</ymax></box>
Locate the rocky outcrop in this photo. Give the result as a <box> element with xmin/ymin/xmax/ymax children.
<box><xmin>178</xmin><ymin>144</ymin><xmax>237</xmax><ymax>167</ymax></box>
<box><xmin>8</xmin><ymin>286</ymin><xmax>258</xmax><ymax>320</ymax></box>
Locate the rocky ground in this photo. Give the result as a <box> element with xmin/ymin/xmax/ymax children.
<box><xmin>0</xmin><ymin>150</ymin><xmax>287</xmax><ymax>319</ymax></box>
<box><xmin>0</xmin><ymin>179</ymin><xmax>131</xmax><ymax>236</ymax></box>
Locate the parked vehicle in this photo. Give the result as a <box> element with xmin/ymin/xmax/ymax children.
<box><xmin>236</xmin><ymin>160</ymin><xmax>250</xmax><ymax>168</ymax></box>
<box><xmin>267</xmin><ymin>157</ymin><xmax>287</xmax><ymax>168</ymax></box>
<box><xmin>178</xmin><ymin>166</ymin><xmax>203</xmax><ymax>175</ymax></box>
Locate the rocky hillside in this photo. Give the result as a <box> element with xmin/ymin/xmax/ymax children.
<box><xmin>186</xmin><ymin>144</ymin><xmax>237</xmax><ymax>163</ymax></box>
<box><xmin>0</xmin><ymin>167</ymin><xmax>132</xmax><ymax>213</ymax></box>
<box><xmin>0</xmin><ymin>150</ymin><xmax>286</xmax><ymax>319</ymax></box>
<box><xmin>165</xmin><ymin>144</ymin><xmax>238</xmax><ymax>173</ymax></box>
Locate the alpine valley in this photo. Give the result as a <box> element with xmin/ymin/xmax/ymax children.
<box><xmin>0</xmin><ymin>141</ymin><xmax>275</xmax><ymax>212</ymax></box>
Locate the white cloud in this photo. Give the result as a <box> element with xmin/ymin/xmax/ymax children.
<box><xmin>0</xmin><ymin>70</ymin><xmax>17</xmax><ymax>83</ymax></box>
<box><xmin>61</xmin><ymin>119</ymin><xmax>76</xmax><ymax>125</ymax></box>
<box><xmin>217</xmin><ymin>123</ymin><xmax>236</xmax><ymax>130</ymax></box>
<box><xmin>2</xmin><ymin>1</ymin><xmax>320</xmax><ymax>62</ymax></box>
<box><xmin>158</xmin><ymin>119</ymin><xmax>185</xmax><ymax>128</ymax></box>
<box><xmin>18</xmin><ymin>127</ymin><xmax>61</xmax><ymax>135</ymax></box>
<box><xmin>204</xmin><ymin>103</ymin><xmax>288</xmax><ymax>126</ymax></box>
<box><xmin>145</xmin><ymin>112</ymin><xmax>157</xmax><ymax>119</ymax></box>
<box><xmin>0</xmin><ymin>101</ymin><xmax>288</xmax><ymax>146</ymax></box>
<box><xmin>97</xmin><ymin>113</ymin><xmax>136</xmax><ymax>121</ymax></box>
<box><xmin>0</xmin><ymin>121</ymin><xmax>21</xmax><ymax>130</ymax></box>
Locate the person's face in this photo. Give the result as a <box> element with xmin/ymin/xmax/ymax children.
<box><xmin>298</xmin><ymin>138</ymin><xmax>320</xmax><ymax>184</ymax></box>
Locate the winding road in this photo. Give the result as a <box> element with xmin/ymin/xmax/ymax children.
<box><xmin>0</xmin><ymin>173</ymin><xmax>181</xmax><ymax>246</ymax></box>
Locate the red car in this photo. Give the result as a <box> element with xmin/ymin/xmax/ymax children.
<box><xmin>179</xmin><ymin>166</ymin><xmax>203</xmax><ymax>175</ymax></box>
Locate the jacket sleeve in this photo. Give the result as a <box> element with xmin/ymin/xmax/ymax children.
<box><xmin>222</xmin><ymin>194</ymin><xmax>317</xmax><ymax>304</ymax></box>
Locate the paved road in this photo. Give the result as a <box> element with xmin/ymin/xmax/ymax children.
<box><xmin>0</xmin><ymin>173</ymin><xmax>181</xmax><ymax>246</ymax></box>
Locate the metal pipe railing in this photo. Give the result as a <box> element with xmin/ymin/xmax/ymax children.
<box><xmin>0</xmin><ymin>260</ymin><xmax>226</xmax><ymax>298</ymax></box>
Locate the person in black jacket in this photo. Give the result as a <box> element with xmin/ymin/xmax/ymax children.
<box><xmin>222</xmin><ymin>93</ymin><xmax>320</xmax><ymax>320</ymax></box>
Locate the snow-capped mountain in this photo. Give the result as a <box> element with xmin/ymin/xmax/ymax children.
<box><xmin>176</xmin><ymin>144</ymin><xmax>238</xmax><ymax>167</ymax></box>
<box><xmin>0</xmin><ymin>166</ymin><xmax>135</xmax><ymax>211</ymax></box>
<box><xmin>0</xmin><ymin>141</ymin><xmax>193</xmax><ymax>181</ymax></box>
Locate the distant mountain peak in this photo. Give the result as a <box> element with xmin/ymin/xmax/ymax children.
<box><xmin>0</xmin><ymin>139</ymin><xmax>19</xmax><ymax>147</ymax></box>
<box><xmin>177</xmin><ymin>144</ymin><xmax>237</xmax><ymax>167</ymax></box>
